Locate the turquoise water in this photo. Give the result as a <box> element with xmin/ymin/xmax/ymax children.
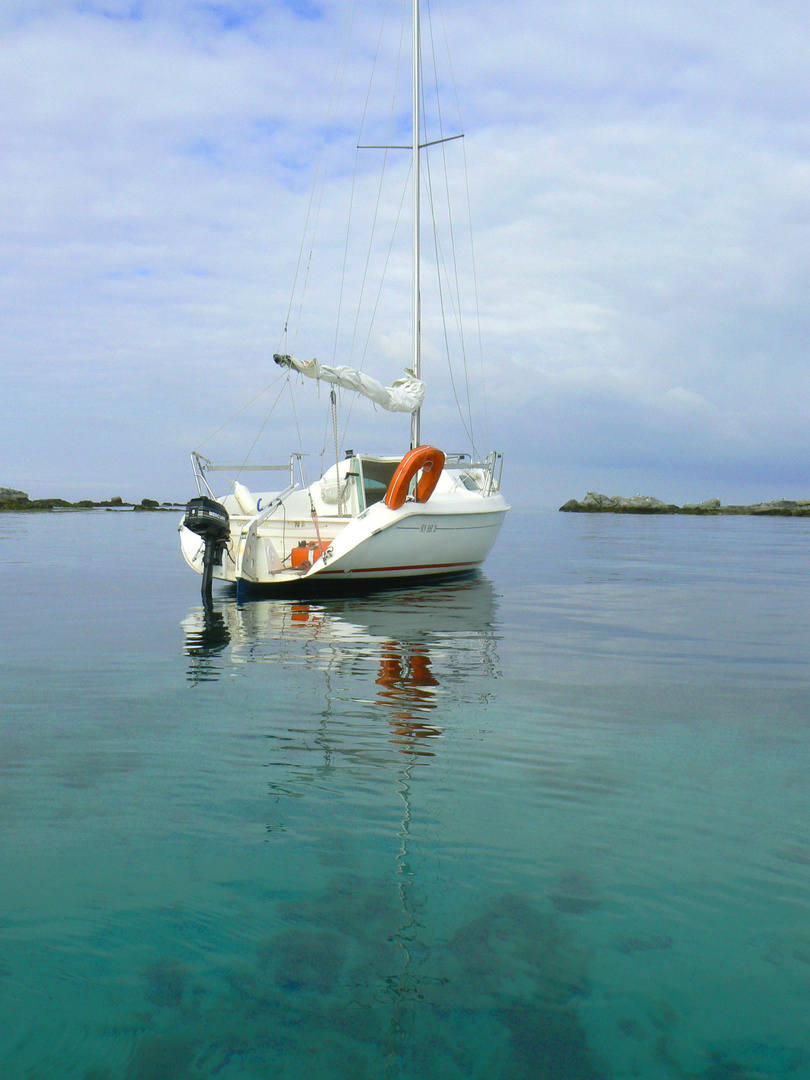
<box><xmin>1</xmin><ymin>508</ymin><xmax>809</xmax><ymax>1079</ymax></box>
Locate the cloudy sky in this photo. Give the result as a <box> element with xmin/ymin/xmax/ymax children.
<box><xmin>2</xmin><ymin>0</ymin><xmax>809</xmax><ymax>507</ymax></box>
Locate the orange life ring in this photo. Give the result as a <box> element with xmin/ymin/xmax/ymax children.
<box><xmin>384</xmin><ymin>445</ymin><xmax>445</xmax><ymax>510</ymax></box>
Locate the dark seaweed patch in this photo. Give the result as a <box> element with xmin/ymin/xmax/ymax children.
<box><xmin>106</xmin><ymin>886</ymin><xmax>610</xmax><ymax>1079</ymax></box>
<box><xmin>143</xmin><ymin>959</ymin><xmax>186</xmax><ymax>1008</ymax></box>
<box><xmin>125</xmin><ymin>1032</ymin><xmax>195</xmax><ymax>1080</ymax></box>
<box><xmin>547</xmin><ymin>870</ymin><xmax>603</xmax><ymax>915</ymax></box>
<box><xmin>499</xmin><ymin>1002</ymin><xmax>603</xmax><ymax>1079</ymax></box>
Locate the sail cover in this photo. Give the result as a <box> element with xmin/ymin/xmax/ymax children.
<box><xmin>274</xmin><ymin>354</ymin><xmax>425</xmax><ymax>413</ymax></box>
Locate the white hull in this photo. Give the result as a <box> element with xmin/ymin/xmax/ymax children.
<box><xmin>180</xmin><ymin>454</ymin><xmax>508</xmax><ymax>595</ymax></box>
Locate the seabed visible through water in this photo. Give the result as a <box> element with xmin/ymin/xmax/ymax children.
<box><xmin>1</xmin><ymin>509</ymin><xmax>809</xmax><ymax>1079</ymax></box>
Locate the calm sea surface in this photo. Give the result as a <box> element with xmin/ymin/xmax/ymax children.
<box><xmin>1</xmin><ymin>508</ymin><xmax>809</xmax><ymax>1080</ymax></box>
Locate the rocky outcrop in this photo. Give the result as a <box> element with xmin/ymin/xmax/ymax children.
<box><xmin>719</xmin><ymin>499</ymin><xmax>810</xmax><ymax>516</ymax></box>
<box><xmin>559</xmin><ymin>492</ymin><xmax>679</xmax><ymax>514</ymax></box>
<box><xmin>0</xmin><ymin>491</ymin><xmax>180</xmax><ymax>512</ymax></box>
<box><xmin>560</xmin><ymin>493</ymin><xmax>810</xmax><ymax>516</ymax></box>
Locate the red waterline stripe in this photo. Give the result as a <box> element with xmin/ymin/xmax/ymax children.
<box><xmin>318</xmin><ymin>559</ymin><xmax>480</xmax><ymax>576</ymax></box>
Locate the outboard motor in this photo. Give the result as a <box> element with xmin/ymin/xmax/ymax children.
<box><xmin>183</xmin><ymin>496</ymin><xmax>230</xmax><ymax>604</ymax></box>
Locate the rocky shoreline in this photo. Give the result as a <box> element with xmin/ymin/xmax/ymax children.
<box><xmin>560</xmin><ymin>492</ymin><xmax>810</xmax><ymax>516</ymax></box>
<box><xmin>0</xmin><ymin>488</ymin><xmax>181</xmax><ymax>512</ymax></box>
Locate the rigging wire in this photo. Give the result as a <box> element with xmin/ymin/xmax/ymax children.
<box><xmin>192</xmin><ymin>0</ymin><xmax>495</xmax><ymax>503</ymax></box>
<box><xmin>193</xmin><ymin>370</ymin><xmax>287</xmax><ymax>454</ymax></box>
<box><xmin>341</xmin><ymin>165</ymin><xmax>412</xmax><ymax>451</ymax></box>
<box><xmin>460</xmin><ymin>135</ymin><xmax>491</xmax><ymax>452</ymax></box>
<box><xmin>336</xmin><ymin>0</ymin><xmax>410</xmax><ymax>446</ymax></box>
<box><xmin>424</xmin><ymin>153</ymin><xmax>478</xmax><ymax>455</ymax></box>
<box><xmin>280</xmin><ymin>0</ymin><xmax>358</xmax><ymax>360</ymax></box>
<box><xmin>330</xmin><ymin>388</ymin><xmax>342</xmax><ymax>513</ymax></box>
<box><xmin>278</xmin><ymin>0</ymin><xmax>360</xmax><ymax>472</ymax></box>
<box><xmin>418</xmin><ymin>0</ymin><xmax>478</xmax><ymax>454</ymax></box>
<box><xmin>287</xmin><ymin>0</ymin><xmax>404</xmax><ymax>470</ymax></box>
<box><xmin>279</xmin><ymin>0</ymin><xmax>490</xmax><ymax>465</ymax></box>
<box><xmin>234</xmin><ymin>376</ymin><xmax>294</xmax><ymax>483</ymax></box>
<box><xmin>432</xmin><ymin>0</ymin><xmax>491</xmax><ymax>450</ymax></box>
<box><xmin>336</xmin><ymin>0</ymin><xmax>400</xmax><ymax>367</ymax></box>
<box><xmin>285</xmin><ymin>372</ymin><xmax>310</xmax><ymax>488</ymax></box>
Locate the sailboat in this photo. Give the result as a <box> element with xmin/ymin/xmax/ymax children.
<box><xmin>180</xmin><ymin>0</ymin><xmax>509</xmax><ymax>599</ymax></box>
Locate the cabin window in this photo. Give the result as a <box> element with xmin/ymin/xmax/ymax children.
<box><xmin>358</xmin><ymin>458</ymin><xmax>398</xmax><ymax>509</ymax></box>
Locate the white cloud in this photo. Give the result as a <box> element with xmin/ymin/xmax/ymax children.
<box><xmin>1</xmin><ymin>0</ymin><xmax>809</xmax><ymax>505</ymax></box>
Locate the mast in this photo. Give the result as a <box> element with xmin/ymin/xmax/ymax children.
<box><xmin>410</xmin><ymin>0</ymin><xmax>421</xmax><ymax>450</ymax></box>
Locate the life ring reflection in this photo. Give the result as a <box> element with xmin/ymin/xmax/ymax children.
<box><xmin>376</xmin><ymin>641</ymin><xmax>442</xmax><ymax>747</ymax></box>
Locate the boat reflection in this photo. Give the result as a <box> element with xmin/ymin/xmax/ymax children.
<box><xmin>181</xmin><ymin>577</ymin><xmax>500</xmax><ymax>744</ymax></box>
<box><xmin>178</xmin><ymin>577</ymin><xmax>518</xmax><ymax>1061</ymax></box>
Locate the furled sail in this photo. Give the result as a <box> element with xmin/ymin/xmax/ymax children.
<box><xmin>274</xmin><ymin>354</ymin><xmax>425</xmax><ymax>413</ymax></box>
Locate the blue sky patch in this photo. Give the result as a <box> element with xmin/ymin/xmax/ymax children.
<box><xmin>75</xmin><ymin>0</ymin><xmax>144</xmax><ymax>20</ymax></box>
